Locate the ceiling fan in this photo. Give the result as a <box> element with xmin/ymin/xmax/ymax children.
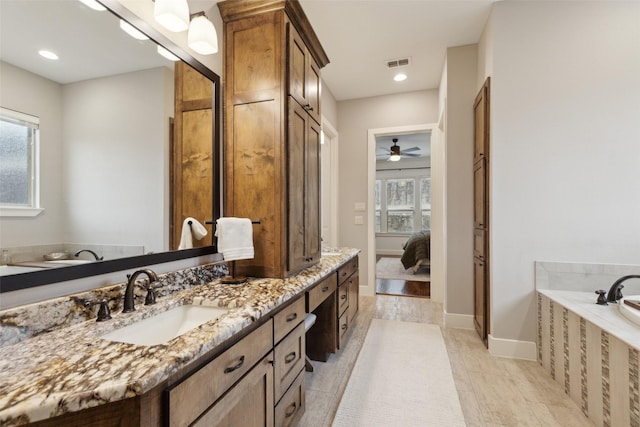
<box><xmin>377</xmin><ymin>138</ymin><xmax>421</xmax><ymax>161</ymax></box>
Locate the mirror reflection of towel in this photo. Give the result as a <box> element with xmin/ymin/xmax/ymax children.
<box><xmin>215</xmin><ymin>217</ymin><xmax>254</xmax><ymax>261</ymax></box>
<box><xmin>178</xmin><ymin>217</ymin><xmax>208</xmax><ymax>250</ymax></box>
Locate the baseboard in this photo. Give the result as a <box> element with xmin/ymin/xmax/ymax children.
<box><xmin>360</xmin><ymin>284</ymin><xmax>375</xmax><ymax>297</ymax></box>
<box><xmin>488</xmin><ymin>334</ymin><xmax>537</xmax><ymax>361</ymax></box>
<box><xmin>444</xmin><ymin>311</ymin><xmax>474</xmax><ymax>329</ymax></box>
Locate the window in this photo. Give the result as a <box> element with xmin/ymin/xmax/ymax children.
<box><xmin>0</xmin><ymin>107</ymin><xmax>41</xmax><ymax>216</ymax></box>
<box><xmin>375</xmin><ymin>172</ymin><xmax>430</xmax><ymax>234</ymax></box>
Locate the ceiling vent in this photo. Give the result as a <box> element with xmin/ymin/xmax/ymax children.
<box><xmin>386</xmin><ymin>57</ymin><xmax>411</xmax><ymax>69</ymax></box>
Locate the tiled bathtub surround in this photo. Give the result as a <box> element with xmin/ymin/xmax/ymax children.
<box><xmin>0</xmin><ymin>262</ymin><xmax>229</xmax><ymax>347</ymax></box>
<box><xmin>0</xmin><ymin>248</ymin><xmax>359</xmax><ymax>425</ymax></box>
<box><xmin>537</xmin><ymin>261</ymin><xmax>640</xmax><ymax>427</ymax></box>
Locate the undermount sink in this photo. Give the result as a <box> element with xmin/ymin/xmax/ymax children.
<box><xmin>100</xmin><ymin>305</ymin><xmax>231</xmax><ymax>346</ymax></box>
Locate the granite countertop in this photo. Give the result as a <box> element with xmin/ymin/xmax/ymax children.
<box><xmin>0</xmin><ymin>248</ymin><xmax>359</xmax><ymax>426</ymax></box>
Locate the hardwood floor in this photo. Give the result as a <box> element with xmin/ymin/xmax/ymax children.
<box><xmin>299</xmin><ymin>295</ymin><xmax>593</xmax><ymax>427</ymax></box>
<box><xmin>376</xmin><ymin>278</ymin><xmax>430</xmax><ymax>298</ymax></box>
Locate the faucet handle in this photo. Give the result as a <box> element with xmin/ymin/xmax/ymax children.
<box><xmin>86</xmin><ymin>299</ymin><xmax>112</xmax><ymax>321</ymax></box>
<box><xmin>616</xmin><ymin>284</ymin><xmax>625</xmax><ymax>301</ymax></box>
<box><xmin>595</xmin><ymin>289</ymin><xmax>608</xmax><ymax>305</ymax></box>
<box><xmin>144</xmin><ymin>281</ymin><xmax>161</xmax><ymax>306</ymax></box>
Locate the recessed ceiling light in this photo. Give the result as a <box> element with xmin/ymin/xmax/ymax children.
<box><xmin>394</xmin><ymin>73</ymin><xmax>407</xmax><ymax>82</ymax></box>
<box><xmin>120</xmin><ymin>19</ymin><xmax>149</xmax><ymax>40</ymax></box>
<box><xmin>78</xmin><ymin>0</ymin><xmax>106</xmax><ymax>12</ymax></box>
<box><xmin>157</xmin><ymin>46</ymin><xmax>179</xmax><ymax>62</ymax></box>
<box><xmin>38</xmin><ymin>50</ymin><xmax>59</xmax><ymax>60</ymax></box>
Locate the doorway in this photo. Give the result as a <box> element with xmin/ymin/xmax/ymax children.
<box><xmin>367</xmin><ymin>123</ymin><xmax>442</xmax><ymax>302</ymax></box>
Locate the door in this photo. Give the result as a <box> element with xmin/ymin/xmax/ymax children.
<box><xmin>473</xmin><ymin>77</ymin><xmax>490</xmax><ymax>345</ymax></box>
<box><xmin>171</xmin><ymin>62</ymin><xmax>215</xmax><ymax>250</ymax></box>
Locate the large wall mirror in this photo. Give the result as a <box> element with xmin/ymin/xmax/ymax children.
<box><xmin>0</xmin><ymin>0</ymin><xmax>221</xmax><ymax>292</ymax></box>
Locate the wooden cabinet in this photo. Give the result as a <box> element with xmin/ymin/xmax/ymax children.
<box><xmin>337</xmin><ymin>257</ymin><xmax>358</xmax><ymax>350</ymax></box>
<box><xmin>166</xmin><ymin>296</ymin><xmax>308</xmax><ymax>427</ymax></box>
<box><xmin>167</xmin><ymin>320</ymin><xmax>273</xmax><ymax>426</ymax></box>
<box><xmin>193</xmin><ymin>354</ymin><xmax>275</xmax><ymax>427</ymax></box>
<box><xmin>218</xmin><ymin>0</ymin><xmax>329</xmax><ymax>279</ymax></box>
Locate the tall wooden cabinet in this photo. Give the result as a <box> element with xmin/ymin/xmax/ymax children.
<box><xmin>218</xmin><ymin>0</ymin><xmax>329</xmax><ymax>279</ymax></box>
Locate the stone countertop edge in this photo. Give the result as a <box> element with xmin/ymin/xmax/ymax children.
<box><xmin>537</xmin><ymin>289</ymin><xmax>640</xmax><ymax>351</ymax></box>
<box><xmin>0</xmin><ymin>248</ymin><xmax>359</xmax><ymax>426</ymax></box>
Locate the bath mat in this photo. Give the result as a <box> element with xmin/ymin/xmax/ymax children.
<box><xmin>376</xmin><ymin>257</ymin><xmax>430</xmax><ymax>282</ymax></box>
<box><xmin>332</xmin><ymin>319</ymin><xmax>466</xmax><ymax>427</ymax></box>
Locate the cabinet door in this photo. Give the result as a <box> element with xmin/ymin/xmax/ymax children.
<box><xmin>288</xmin><ymin>23</ymin><xmax>321</xmax><ymax>125</ymax></box>
<box><xmin>347</xmin><ymin>270</ymin><xmax>359</xmax><ymax>323</ymax></box>
<box><xmin>288</xmin><ymin>99</ymin><xmax>308</xmax><ymax>272</ymax></box>
<box><xmin>193</xmin><ymin>354</ymin><xmax>275</xmax><ymax>427</ymax></box>
<box><xmin>273</xmin><ymin>322</ymin><xmax>305</xmax><ymax>402</ymax></box>
<box><xmin>305</xmin><ymin>117</ymin><xmax>321</xmax><ymax>264</ymax></box>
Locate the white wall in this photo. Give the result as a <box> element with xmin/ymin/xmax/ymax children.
<box><xmin>337</xmin><ymin>90</ymin><xmax>439</xmax><ymax>294</ymax></box>
<box><xmin>443</xmin><ymin>45</ymin><xmax>478</xmax><ymax>317</ymax></box>
<box><xmin>62</xmin><ymin>68</ymin><xmax>173</xmax><ymax>253</ymax></box>
<box><xmin>0</xmin><ymin>62</ymin><xmax>65</xmax><ymax>247</ymax></box>
<box><xmin>484</xmin><ymin>1</ymin><xmax>640</xmax><ymax>345</ymax></box>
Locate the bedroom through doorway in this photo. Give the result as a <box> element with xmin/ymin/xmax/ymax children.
<box><xmin>372</xmin><ymin>128</ymin><xmax>432</xmax><ymax>299</ymax></box>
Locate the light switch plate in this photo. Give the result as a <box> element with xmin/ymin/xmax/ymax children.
<box><xmin>354</xmin><ymin>215</ymin><xmax>364</xmax><ymax>225</ymax></box>
<box><xmin>354</xmin><ymin>202</ymin><xmax>366</xmax><ymax>211</ymax></box>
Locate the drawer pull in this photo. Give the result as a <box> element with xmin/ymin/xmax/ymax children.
<box><xmin>285</xmin><ymin>402</ymin><xmax>297</xmax><ymax>418</ymax></box>
<box><xmin>341</xmin><ymin>271</ymin><xmax>347</xmax><ymax>277</ymax></box>
<box><xmin>284</xmin><ymin>351</ymin><xmax>297</xmax><ymax>364</ymax></box>
<box><xmin>322</xmin><ymin>286</ymin><xmax>329</xmax><ymax>292</ymax></box>
<box><xmin>340</xmin><ymin>294</ymin><xmax>347</xmax><ymax>300</ymax></box>
<box><xmin>286</xmin><ymin>312</ymin><xmax>298</xmax><ymax>322</ymax></box>
<box><xmin>223</xmin><ymin>355</ymin><xmax>245</xmax><ymax>374</ymax></box>
<box><xmin>341</xmin><ymin>324</ymin><xmax>348</xmax><ymax>330</ymax></box>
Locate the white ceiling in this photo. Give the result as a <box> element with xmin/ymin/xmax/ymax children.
<box><xmin>299</xmin><ymin>0</ymin><xmax>495</xmax><ymax>101</ymax></box>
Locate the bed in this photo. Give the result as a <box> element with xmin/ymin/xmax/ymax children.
<box><xmin>400</xmin><ymin>231</ymin><xmax>431</xmax><ymax>273</ymax></box>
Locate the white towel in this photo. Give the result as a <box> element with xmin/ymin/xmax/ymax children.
<box><xmin>178</xmin><ymin>217</ymin><xmax>208</xmax><ymax>250</ymax></box>
<box><xmin>215</xmin><ymin>217</ymin><xmax>254</xmax><ymax>261</ymax></box>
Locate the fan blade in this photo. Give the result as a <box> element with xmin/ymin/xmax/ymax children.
<box><xmin>401</xmin><ymin>147</ymin><xmax>420</xmax><ymax>152</ymax></box>
<box><xmin>402</xmin><ymin>153</ymin><xmax>421</xmax><ymax>157</ymax></box>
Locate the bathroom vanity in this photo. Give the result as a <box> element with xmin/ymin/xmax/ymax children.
<box><xmin>0</xmin><ymin>249</ymin><xmax>359</xmax><ymax>426</ymax></box>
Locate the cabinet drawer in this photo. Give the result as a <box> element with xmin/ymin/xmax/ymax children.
<box><xmin>168</xmin><ymin>320</ymin><xmax>273</xmax><ymax>427</ymax></box>
<box><xmin>274</xmin><ymin>321</ymin><xmax>305</xmax><ymax>402</ymax></box>
<box><xmin>337</xmin><ymin>281</ymin><xmax>349</xmax><ymax>316</ymax></box>
<box><xmin>337</xmin><ymin>257</ymin><xmax>358</xmax><ymax>285</ymax></box>
<box><xmin>275</xmin><ymin>369</ymin><xmax>305</xmax><ymax>427</ymax></box>
<box><xmin>193</xmin><ymin>353</ymin><xmax>275</xmax><ymax>427</ymax></box>
<box><xmin>306</xmin><ymin>273</ymin><xmax>336</xmax><ymax>313</ymax></box>
<box><xmin>337</xmin><ymin>311</ymin><xmax>349</xmax><ymax>350</ymax></box>
<box><xmin>273</xmin><ymin>296</ymin><xmax>305</xmax><ymax>344</ymax></box>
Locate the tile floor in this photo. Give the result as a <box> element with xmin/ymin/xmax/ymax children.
<box><xmin>298</xmin><ymin>295</ymin><xmax>594</xmax><ymax>427</ymax></box>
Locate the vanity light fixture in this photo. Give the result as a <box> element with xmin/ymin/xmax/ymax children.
<box><xmin>393</xmin><ymin>73</ymin><xmax>407</xmax><ymax>82</ymax></box>
<box><xmin>154</xmin><ymin>0</ymin><xmax>190</xmax><ymax>33</ymax></box>
<box><xmin>120</xmin><ymin>19</ymin><xmax>149</xmax><ymax>41</ymax></box>
<box><xmin>157</xmin><ymin>45</ymin><xmax>179</xmax><ymax>62</ymax></box>
<box><xmin>78</xmin><ymin>0</ymin><xmax>106</xmax><ymax>11</ymax></box>
<box><xmin>188</xmin><ymin>12</ymin><xmax>218</xmax><ymax>55</ymax></box>
<box><xmin>38</xmin><ymin>50</ymin><xmax>59</xmax><ymax>60</ymax></box>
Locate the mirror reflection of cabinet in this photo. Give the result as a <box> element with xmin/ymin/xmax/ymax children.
<box><xmin>171</xmin><ymin>62</ymin><xmax>215</xmax><ymax>250</ymax></box>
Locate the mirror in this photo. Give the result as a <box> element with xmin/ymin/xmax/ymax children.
<box><xmin>0</xmin><ymin>0</ymin><xmax>221</xmax><ymax>292</ymax></box>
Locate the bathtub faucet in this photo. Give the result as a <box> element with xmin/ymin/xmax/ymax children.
<box><xmin>606</xmin><ymin>275</ymin><xmax>640</xmax><ymax>303</ymax></box>
<box><xmin>74</xmin><ymin>249</ymin><xmax>103</xmax><ymax>261</ymax></box>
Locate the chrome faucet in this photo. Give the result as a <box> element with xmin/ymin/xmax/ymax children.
<box><xmin>606</xmin><ymin>275</ymin><xmax>640</xmax><ymax>303</ymax></box>
<box><xmin>122</xmin><ymin>269</ymin><xmax>159</xmax><ymax>313</ymax></box>
<box><xmin>74</xmin><ymin>249</ymin><xmax>103</xmax><ymax>261</ymax></box>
